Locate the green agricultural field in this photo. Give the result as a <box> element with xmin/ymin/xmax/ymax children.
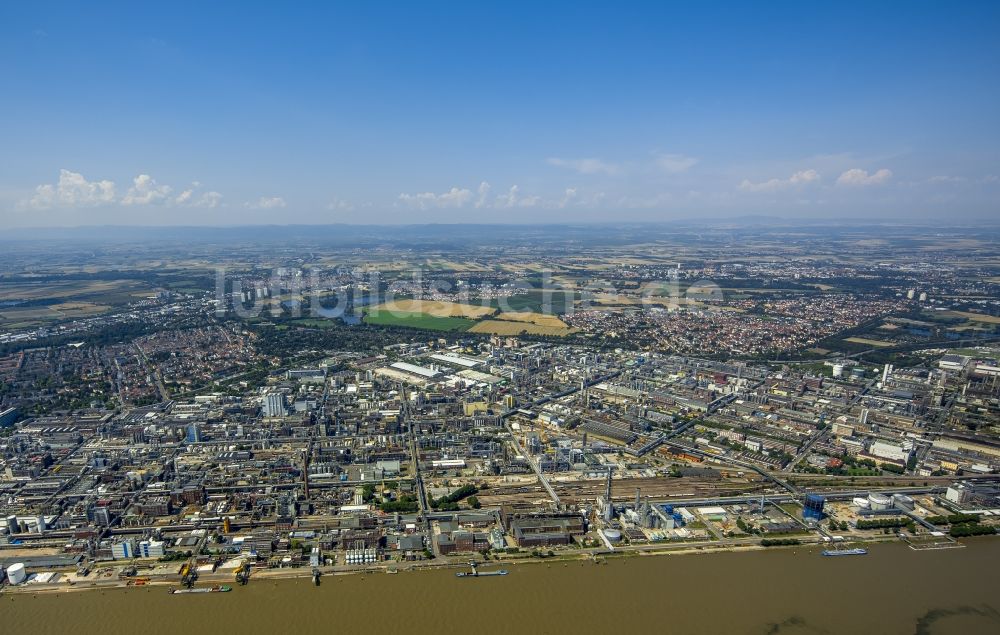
<box><xmin>480</xmin><ymin>290</ymin><xmax>577</xmax><ymax>314</ymax></box>
<box><xmin>364</xmin><ymin>310</ymin><xmax>475</xmax><ymax>331</ymax></box>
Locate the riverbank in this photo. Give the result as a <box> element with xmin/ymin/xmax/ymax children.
<box><xmin>4</xmin><ymin>540</ymin><xmax>1000</xmax><ymax>635</ymax></box>
<box><xmin>0</xmin><ymin>531</ymin><xmax>959</xmax><ymax>596</ymax></box>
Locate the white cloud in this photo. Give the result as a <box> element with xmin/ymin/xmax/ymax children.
<box><xmin>122</xmin><ymin>174</ymin><xmax>172</xmax><ymax>205</ymax></box>
<box><xmin>558</xmin><ymin>187</ymin><xmax>578</xmax><ymax>208</ymax></box>
<box><xmin>27</xmin><ymin>169</ymin><xmax>116</xmax><ymax>209</ymax></box>
<box><xmin>195</xmin><ymin>191</ymin><xmax>223</xmax><ymax>208</ymax></box>
<box><xmin>175</xmin><ymin>189</ymin><xmax>194</xmax><ymax>205</ymax></box>
<box><xmin>246</xmin><ymin>196</ymin><xmax>287</xmax><ymax>209</ymax></box>
<box><xmin>740</xmin><ymin>169</ymin><xmax>820</xmax><ymax>192</ymax></box>
<box><xmin>836</xmin><ymin>168</ymin><xmax>892</xmax><ymax>187</ymax></box>
<box><xmin>175</xmin><ymin>182</ymin><xmax>223</xmax><ymax>208</ymax></box>
<box><xmin>22</xmin><ymin>170</ymin><xmax>226</xmax><ymax>211</ymax></box>
<box><xmin>546</xmin><ymin>157</ymin><xmax>620</xmax><ymax>175</ymax></box>
<box><xmin>327</xmin><ymin>199</ymin><xmax>355</xmax><ymax>211</ymax></box>
<box><xmin>789</xmin><ymin>170</ymin><xmax>821</xmax><ymax>185</ymax></box>
<box><xmin>496</xmin><ymin>185</ymin><xmax>517</xmax><ymax>208</ymax></box>
<box><xmin>496</xmin><ymin>185</ymin><xmax>540</xmax><ymax>208</ymax></box>
<box><xmin>398</xmin><ymin>181</ymin><xmax>575</xmax><ymax>210</ymax></box>
<box><xmin>438</xmin><ymin>187</ymin><xmax>472</xmax><ymax>206</ymax></box>
<box><xmin>928</xmin><ymin>175</ymin><xmax>967</xmax><ymax>184</ymax></box>
<box><xmin>653</xmin><ymin>152</ymin><xmax>699</xmax><ymax>174</ymax></box>
<box><xmin>474</xmin><ymin>181</ymin><xmax>491</xmax><ymax>208</ymax></box>
<box><xmin>397</xmin><ymin>186</ymin><xmax>474</xmax><ymax>209</ymax></box>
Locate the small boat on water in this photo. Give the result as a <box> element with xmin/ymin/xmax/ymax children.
<box><xmin>169</xmin><ymin>585</ymin><xmax>232</xmax><ymax>594</ymax></box>
<box><xmin>822</xmin><ymin>547</ymin><xmax>868</xmax><ymax>557</ymax></box>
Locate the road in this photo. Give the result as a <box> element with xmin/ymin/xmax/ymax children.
<box><xmin>399</xmin><ymin>383</ymin><xmax>432</xmax><ymax>548</ymax></box>
<box><xmin>784</xmin><ymin>378</ymin><xmax>877</xmax><ymax>473</ymax></box>
<box><xmin>914</xmin><ymin>394</ymin><xmax>956</xmax><ymax>467</ymax></box>
<box><xmin>502</xmin><ymin>417</ymin><xmax>561</xmax><ymax>506</ymax></box>
<box><xmin>133</xmin><ymin>342</ymin><xmax>170</xmax><ymax>402</ymax></box>
<box><xmin>660</xmin><ymin>437</ymin><xmax>801</xmax><ymax>496</ymax></box>
<box><xmin>495</xmin><ymin>369</ymin><xmax>623</xmax><ymax>507</ymax></box>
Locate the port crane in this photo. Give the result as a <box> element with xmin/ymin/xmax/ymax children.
<box><xmin>235</xmin><ymin>562</ymin><xmax>252</xmax><ymax>585</ymax></box>
<box><xmin>180</xmin><ymin>558</ymin><xmax>198</xmax><ymax>588</ymax></box>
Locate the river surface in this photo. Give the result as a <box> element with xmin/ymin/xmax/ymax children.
<box><xmin>5</xmin><ymin>541</ymin><xmax>1000</xmax><ymax>634</ymax></box>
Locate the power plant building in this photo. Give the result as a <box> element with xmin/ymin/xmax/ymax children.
<box><xmin>263</xmin><ymin>392</ymin><xmax>286</xmax><ymax>418</ymax></box>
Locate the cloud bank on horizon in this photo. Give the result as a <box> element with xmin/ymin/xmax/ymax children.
<box><xmin>1</xmin><ymin>3</ymin><xmax>998</xmax><ymax>226</ymax></box>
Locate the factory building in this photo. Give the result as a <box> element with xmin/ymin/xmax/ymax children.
<box><xmin>111</xmin><ymin>539</ymin><xmax>136</xmax><ymax>559</ymax></box>
<box><xmin>946</xmin><ymin>483</ymin><xmax>971</xmax><ymax>505</ymax></box>
<box><xmin>389</xmin><ymin>362</ymin><xmax>440</xmax><ymax>379</ymax></box>
<box><xmin>138</xmin><ymin>540</ymin><xmax>165</xmax><ymax>558</ymax></box>
<box><xmin>803</xmin><ymin>494</ymin><xmax>825</xmax><ymax>521</ymax></box>
<box><xmin>263</xmin><ymin>392</ymin><xmax>286</xmax><ymax>418</ymax></box>
<box><xmin>504</xmin><ymin>512</ymin><xmax>586</xmax><ymax>547</ymax></box>
<box><xmin>869</xmin><ymin>440</ymin><xmax>913</xmax><ymax>463</ymax></box>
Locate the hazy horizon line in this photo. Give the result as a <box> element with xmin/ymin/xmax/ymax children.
<box><xmin>6</xmin><ymin>215</ymin><xmax>1000</xmax><ymax>232</ymax></box>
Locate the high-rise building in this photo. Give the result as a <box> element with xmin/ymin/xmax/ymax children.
<box><xmin>185</xmin><ymin>421</ymin><xmax>200</xmax><ymax>443</ymax></box>
<box><xmin>263</xmin><ymin>392</ymin><xmax>285</xmax><ymax>418</ymax></box>
<box><xmin>94</xmin><ymin>505</ymin><xmax>112</xmax><ymax>527</ymax></box>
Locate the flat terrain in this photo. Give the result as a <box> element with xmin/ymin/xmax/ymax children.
<box><xmin>0</xmin><ymin>279</ymin><xmax>149</xmax><ymax>302</ymax></box>
<box><xmin>494</xmin><ymin>311</ymin><xmax>571</xmax><ymax>328</ymax></box>
<box><xmin>364</xmin><ymin>310</ymin><xmax>475</xmax><ymax>331</ymax></box>
<box><xmin>468</xmin><ymin>319</ymin><xmax>577</xmax><ymax>336</ymax></box>
<box><xmin>369</xmin><ymin>299</ymin><xmax>496</xmax><ymax>318</ymax></box>
<box><xmin>943</xmin><ymin>310</ymin><xmax>1000</xmax><ymax>324</ymax></box>
<box><xmin>844</xmin><ymin>337</ymin><xmax>896</xmax><ymax>347</ymax></box>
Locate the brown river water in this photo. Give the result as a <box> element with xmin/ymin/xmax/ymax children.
<box><xmin>4</xmin><ymin>540</ymin><xmax>1000</xmax><ymax>634</ymax></box>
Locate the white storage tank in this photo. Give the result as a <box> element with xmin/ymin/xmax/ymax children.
<box><xmin>603</xmin><ymin>529</ymin><xmax>622</xmax><ymax>543</ymax></box>
<box><xmin>7</xmin><ymin>562</ymin><xmax>27</xmax><ymax>585</ymax></box>
<box><xmin>868</xmin><ymin>493</ymin><xmax>892</xmax><ymax>511</ymax></box>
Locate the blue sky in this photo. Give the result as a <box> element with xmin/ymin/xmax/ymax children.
<box><xmin>1</xmin><ymin>1</ymin><xmax>998</xmax><ymax>226</ymax></box>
